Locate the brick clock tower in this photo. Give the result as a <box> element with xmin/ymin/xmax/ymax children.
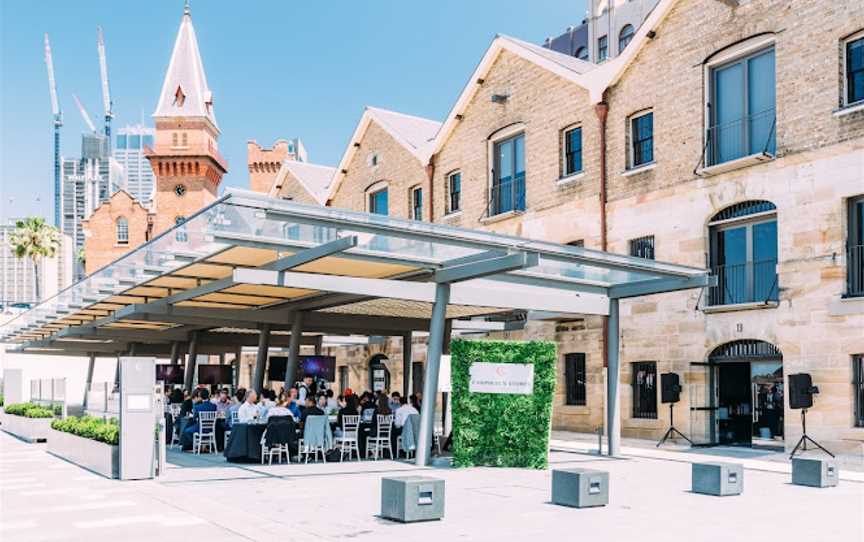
<box><xmin>147</xmin><ymin>2</ymin><xmax>227</xmax><ymax>236</ymax></box>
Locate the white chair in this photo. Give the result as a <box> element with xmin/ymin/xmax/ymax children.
<box><xmin>395</xmin><ymin>413</ymin><xmax>421</xmax><ymax>459</ymax></box>
<box><xmin>192</xmin><ymin>411</ymin><xmax>218</xmax><ymax>454</ymax></box>
<box><xmin>366</xmin><ymin>414</ymin><xmax>394</xmax><ymax>460</ymax></box>
<box><xmin>224</xmin><ymin>410</ymin><xmax>238</xmax><ymax>449</ymax></box>
<box><xmin>260</xmin><ymin>429</ymin><xmax>289</xmax><ymax>465</ymax></box>
<box><xmin>298</xmin><ymin>415</ymin><xmax>332</xmax><ymax>463</ymax></box>
<box><xmin>335</xmin><ymin>415</ymin><xmax>360</xmax><ymax>462</ymax></box>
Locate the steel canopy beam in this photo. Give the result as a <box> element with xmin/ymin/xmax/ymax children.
<box><xmin>433</xmin><ymin>251</ymin><xmax>539</xmax><ymax>283</ymax></box>
<box><xmin>608</xmin><ymin>274</ymin><xmax>716</xmax><ymax>299</ymax></box>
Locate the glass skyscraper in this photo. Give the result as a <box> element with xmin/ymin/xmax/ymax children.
<box><xmin>113</xmin><ymin>124</ymin><xmax>156</xmax><ymax>208</ymax></box>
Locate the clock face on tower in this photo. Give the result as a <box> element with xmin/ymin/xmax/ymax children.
<box><xmin>174</xmin><ymin>184</ymin><xmax>187</xmax><ymax>197</ymax></box>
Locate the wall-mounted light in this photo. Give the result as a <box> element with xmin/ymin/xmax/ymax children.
<box><xmin>476</xmin><ymin>78</ymin><xmax>485</xmax><ymax>85</ymax></box>
<box><xmin>341</xmin><ymin>169</ymin><xmax>348</xmax><ymax>174</ymax></box>
<box><xmin>647</xmin><ymin>30</ymin><xmax>657</xmax><ymax>40</ymax></box>
<box><xmin>353</xmin><ymin>142</ymin><xmax>361</xmax><ymax>148</ymax></box>
<box><xmin>455</xmin><ymin>114</ymin><xmax>464</xmax><ymax>121</ymax></box>
<box><xmin>491</xmin><ymin>94</ymin><xmax>509</xmax><ymax>104</ymax></box>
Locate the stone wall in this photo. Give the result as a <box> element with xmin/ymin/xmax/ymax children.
<box><xmin>329</xmin><ymin>122</ymin><xmax>429</xmax><ymax>220</ymax></box>
<box><xmin>248</xmin><ymin>140</ymin><xmax>291</xmax><ymax>194</ymax></box>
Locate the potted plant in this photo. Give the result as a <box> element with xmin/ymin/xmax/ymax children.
<box><xmin>48</xmin><ymin>416</ymin><xmax>120</xmax><ymax>478</ymax></box>
<box><xmin>0</xmin><ymin>402</ymin><xmax>55</xmax><ymax>442</ymax></box>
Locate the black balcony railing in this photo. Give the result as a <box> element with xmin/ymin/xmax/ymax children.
<box><xmin>849</xmin><ymin>245</ymin><xmax>864</xmax><ymax>297</ymax></box>
<box><xmin>708</xmin><ymin>259</ymin><xmax>778</xmax><ymax>306</ymax></box>
<box><xmin>703</xmin><ymin>108</ymin><xmax>776</xmax><ymax>168</ymax></box>
<box><xmin>488</xmin><ymin>175</ymin><xmax>526</xmax><ymax>217</ymax></box>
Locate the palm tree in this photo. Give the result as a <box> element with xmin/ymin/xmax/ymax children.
<box><xmin>9</xmin><ymin>217</ymin><xmax>60</xmax><ymax>302</ymax></box>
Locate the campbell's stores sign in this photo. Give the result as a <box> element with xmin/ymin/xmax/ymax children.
<box><xmin>469</xmin><ymin>362</ymin><xmax>535</xmax><ymax>395</ymax></box>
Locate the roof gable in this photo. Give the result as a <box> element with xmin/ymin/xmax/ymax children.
<box><xmin>271</xmin><ymin>161</ymin><xmax>336</xmax><ymax>205</ymax></box>
<box><xmin>325</xmin><ymin>107</ymin><xmax>441</xmax><ymax>203</ymax></box>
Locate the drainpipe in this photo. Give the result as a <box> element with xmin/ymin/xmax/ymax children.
<box><xmin>595</xmin><ymin>101</ymin><xmax>610</xmax><ymax>371</ymax></box>
<box><xmin>426</xmin><ymin>156</ymin><xmax>436</xmax><ymax>222</ymax></box>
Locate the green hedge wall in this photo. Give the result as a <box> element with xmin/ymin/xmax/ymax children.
<box><xmin>451</xmin><ymin>339</ymin><xmax>556</xmax><ymax>469</ymax></box>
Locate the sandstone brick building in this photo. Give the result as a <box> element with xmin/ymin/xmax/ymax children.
<box><xmin>83</xmin><ymin>4</ymin><xmax>226</xmax><ymax>275</ymax></box>
<box><xmin>312</xmin><ymin>0</ymin><xmax>864</xmax><ymax>456</ymax></box>
<box><xmin>247</xmin><ymin>138</ymin><xmax>307</xmax><ymax>194</ymax></box>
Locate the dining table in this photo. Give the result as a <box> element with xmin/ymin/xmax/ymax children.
<box><xmin>223</xmin><ymin>422</ymin><xmax>267</xmax><ymax>463</ymax></box>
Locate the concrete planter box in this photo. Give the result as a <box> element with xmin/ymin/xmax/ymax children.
<box><xmin>47</xmin><ymin>428</ymin><xmax>119</xmax><ymax>479</ymax></box>
<box><xmin>0</xmin><ymin>412</ymin><xmax>54</xmax><ymax>442</ymax></box>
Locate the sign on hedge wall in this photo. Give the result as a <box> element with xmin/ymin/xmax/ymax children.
<box><xmin>451</xmin><ymin>339</ymin><xmax>556</xmax><ymax>469</ymax></box>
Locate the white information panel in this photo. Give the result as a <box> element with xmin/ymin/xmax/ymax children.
<box><xmin>469</xmin><ymin>362</ymin><xmax>534</xmax><ymax>395</ymax></box>
<box><xmin>438</xmin><ymin>355</ymin><xmax>452</xmax><ymax>393</ymax></box>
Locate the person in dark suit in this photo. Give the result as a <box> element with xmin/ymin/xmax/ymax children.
<box><xmin>181</xmin><ymin>388</ymin><xmax>217</xmax><ymax>451</ymax></box>
<box><xmin>299</xmin><ymin>397</ymin><xmax>324</xmax><ymax>430</ymax></box>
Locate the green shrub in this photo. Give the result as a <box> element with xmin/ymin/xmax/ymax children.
<box><xmin>4</xmin><ymin>402</ymin><xmax>55</xmax><ymax>418</ymax></box>
<box><xmin>451</xmin><ymin>339</ymin><xmax>556</xmax><ymax>469</ymax></box>
<box><xmin>51</xmin><ymin>416</ymin><xmax>119</xmax><ymax>446</ymax></box>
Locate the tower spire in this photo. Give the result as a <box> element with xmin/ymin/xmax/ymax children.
<box><xmin>184</xmin><ymin>0</ymin><xmax>190</xmax><ymax>16</ymax></box>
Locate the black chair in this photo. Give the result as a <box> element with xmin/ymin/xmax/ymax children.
<box><xmin>261</xmin><ymin>416</ymin><xmax>298</xmax><ymax>464</ymax></box>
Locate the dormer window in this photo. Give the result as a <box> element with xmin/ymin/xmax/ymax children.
<box><xmin>173</xmin><ymin>86</ymin><xmax>186</xmax><ymax>107</ymax></box>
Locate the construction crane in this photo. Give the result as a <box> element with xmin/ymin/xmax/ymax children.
<box><xmin>72</xmin><ymin>94</ymin><xmax>98</xmax><ymax>133</ymax></box>
<box><xmin>96</xmin><ymin>26</ymin><xmax>113</xmax><ymax>146</ymax></box>
<box><xmin>44</xmin><ymin>33</ymin><xmax>62</xmax><ymax>228</ymax></box>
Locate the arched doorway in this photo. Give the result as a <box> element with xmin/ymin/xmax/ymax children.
<box><xmin>368</xmin><ymin>354</ymin><xmax>390</xmax><ymax>393</ymax></box>
<box><xmin>692</xmin><ymin>340</ymin><xmax>783</xmax><ymax>448</ymax></box>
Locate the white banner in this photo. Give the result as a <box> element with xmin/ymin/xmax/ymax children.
<box><xmin>469</xmin><ymin>362</ymin><xmax>534</xmax><ymax>395</ymax></box>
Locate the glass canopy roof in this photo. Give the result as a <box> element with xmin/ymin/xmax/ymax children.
<box><xmin>1</xmin><ymin>189</ymin><xmax>711</xmax><ymax>349</ymax></box>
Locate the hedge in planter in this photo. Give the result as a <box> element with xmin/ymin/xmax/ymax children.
<box><xmin>4</xmin><ymin>402</ymin><xmax>54</xmax><ymax>418</ymax></box>
<box><xmin>51</xmin><ymin>416</ymin><xmax>119</xmax><ymax>446</ymax></box>
<box><xmin>451</xmin><ymin>339</ymin><xmax>556</xmax><ymax>469</ymax></box>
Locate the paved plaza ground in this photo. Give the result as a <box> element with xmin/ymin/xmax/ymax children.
<box><xmin>1</xmin><ymin>431</ymin><xmax>861</xmax><ymax>542</ymax></box>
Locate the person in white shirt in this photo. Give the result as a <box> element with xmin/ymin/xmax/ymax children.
<box><xmin>237</xmin><ymin>390</ymin><xmax>262</xmax><ymax>423</ymax></box>
<box><xmin>264</xmin><ymin>398</ymin><xmax>294</xmax><ymax>421</ymax></box>
<box><xmin>325</xmin><ymin>389</ymin><xmax>338</xmax><ymax>414</ymax></box>
<box><xmin>394</xmin><ymin>396</ymin><xmax>419</xmax><ymax>429</ymax></box>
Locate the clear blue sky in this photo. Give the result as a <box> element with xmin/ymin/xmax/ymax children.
<box><xmin>0</xmin><ymin>0</ymin><xmax>587</xmax><ymax>222</ymax></box>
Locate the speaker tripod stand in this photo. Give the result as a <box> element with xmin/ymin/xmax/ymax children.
<box><xmin>657</xmin><ymin>402</ymin><xmax>693</xmax><ymax>447</ymax></box>
<box><xmin>789</xmin><ymin>408</ymin><xmax>833</xmax><ymax>459</ymax></box>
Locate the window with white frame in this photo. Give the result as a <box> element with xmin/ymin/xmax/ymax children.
<box><xmin>629</xmin><ymin>111</ymin><xmax>654</xmax><ymax>168</ymax></box>
<box><xmin>116</xmin><ymin>217</ymin><xmax>129</xmax><ymax>245</ymax></box>
<box><xmin>844</xmin><ymin>31</ymin><xmax>864</xmax><ymax>107</ymax></box>
<box><xmin>410</xmin><ymin>186</ymin><xmax>422</xmax><ymax>221</ymax></box>
<box><xmin>562</xmin><ymin>125</ymin><xmax>583</xmax><ymax>177</ymax></box>
<box><xmin>446</xmin><ymin>171</ymin><xmax>461</xmax><ymax>214</ymax></box>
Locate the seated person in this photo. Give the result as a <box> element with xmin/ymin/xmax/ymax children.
<box><xmin>286</xmin><ymin>388</ymin><xmax>302</xmax><ymax>419</ymax></box>
<box><xmin>336</xmin><ymin>394</ymin><xmax>360</xmax><ymax>437</ymax></box>
<box><xmin>264</xmin><ymin>398</ymin><xmax>294</xmax><ymax>421</ymax></box>
<box><xmin>181</xmin><ymin>388</ymin><xmax>217</xmax><ymax>450</ymax></box>
<box><xmin>226</xmin><ymin>388</ymin><xmax>246</xmax><ymax>427</ymax></box>
<box><xmin>317</xmin><ymin>393</ymin><xmax>330</xmax><ymax>414</ymax></box>
<box><xmin>214</xmin><ymin>388</ymin><xmax>232</xmax><ymax>415</ymax></box>
<box><xmin>394</xmin><ymin>396</ymin><xmax>419</xmax><ymax>429</ymax></box>
<box><xmin>325</xmin><ymin>389</ymin><xmax>338</xmax><ymax>414</ymax></box>
<box><xmin>299</xmin><ymin>396</ymin><xmax>324</xmax><ymax>430</ymax></box>
<box><xmin>237</xmin><ymin>390</ymin><xmax>262</xmax><ymax>423</ymax></box>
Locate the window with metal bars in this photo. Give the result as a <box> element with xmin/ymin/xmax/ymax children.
<box><xmin>564</xmin><ymin>353</ymin><xmax>587</xmax><ymax>406</ymax></box>
<box><xmin>854</xmin><ymin>355</ymin><xmax>864</xmax><ymax>427</ymax></box>
<box><xmin>630</xmin><ymin>112</ymin><xmax>654</xmax><ymax>168</ymax></box>
<box><xmin>629</xmin><ymin>235</ymin><xmax>655</xmax><ymax>260</ymax></box>
<box><xmin>848</xmin><ymin>195</ymin><xmax>864</xmax><ymax>297</ymax></box>
<box><xmin>632</xmin><ymin>362</ymin><xmax>657</xmax><ymax>419</ymax></box>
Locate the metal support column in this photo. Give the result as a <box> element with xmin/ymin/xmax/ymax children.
<box><xmin>606</xmin><ymin>298</ymin><xmax>620</xmax><ymax>457</ymax></box>
<box><xmin>234</xmin><ymin>346</ymin><xmax>242</xmax><ymax>389</ymax></box>
<box><xmin>442</xmin><ymin>320</ymin><xmax>453</xmax><ymax>439</ymax></box>
<box><xmin>183</xmin><ymin>332</ymin><xmax>199</xmax><ymax>393</ymax></box>
<box><xmin>284</xmin><ymin>314</ymin><xmax>304</xmax><ymax>390</ymax></box>
<box><xmin>253</xmin><ymin>324</ymin><xmax>271</xmax><ymax>394</ymax></box>
<box><xmin>416</xmin><ymin>283</ymin><xmax>451</xmax><ymax>466</ymax></box>
<box><xmin>402</xmin><ymin>332</ymin><xmax>412</xmax><ymax>398</ymax></box>
<box><xmin>82</xmin><ymin>352</ymin><xmax>96</xmax><ymax>411</ymax></box>
<box><xmin>169</xmin><ymin>341</ymin><xmax>182</xmax><ymax>365</ymax></box>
